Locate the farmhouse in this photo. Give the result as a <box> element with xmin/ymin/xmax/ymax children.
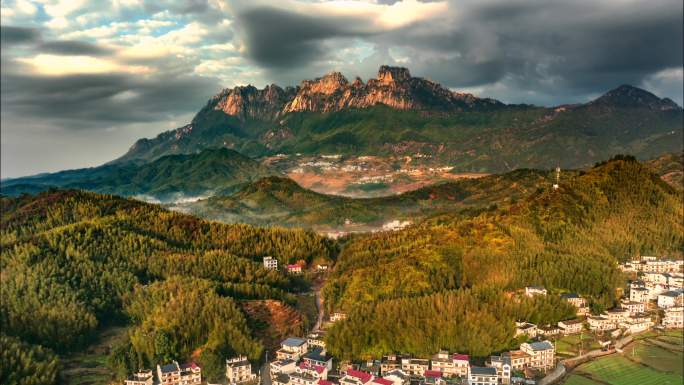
<box><xmin>487</xmin><ymin>355</ymin><xmax>512</xmax><ymax>384</ymax></box>
<box><xmin>303</xmin><ymin>348</ymin><xmax>333</xmax><ymax>371</ymax></box>
<box><xmin>620</xmin><ymin>300</ymin><xmax>645</xmax><ymax>315</ymax></box>
<box><xmin>514</xmin><ymin>322</ymin><xmax>538</xmax><ymax>338</ymax></box>
<box><xmin>287</xmin><ymin>264</ymin><xmax>303</xmax><ymax>274</ymax></box>
<box><xmin>271</xmin><ymin>359</ymin><xmax>297</xmax><ymax>376</ymax></box>
<box><xmin>430</xmin><ymin>352</ymin><xmax>469</xmax><ymax>377</ymax></box>
<box><xmin>157</xmin><ymin>361</ymin><xmax>201</xmax><ymax>385</ymax></box>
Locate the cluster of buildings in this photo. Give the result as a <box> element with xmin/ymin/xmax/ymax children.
<box><xmin>619</xmin><ymin>256</ymin><xmax>684</xmax><ymax>274</ymax></box>
<box><xmin>124</xmin><ymin>357</ymin><xmax>260</xmax><ymax>385</ymax></box>
<box><xmin>263</xmin><ymin>256</ymin><xmax>326</xmax><ymax>275</ymax></box>
<box><xmin>125</xmin><ymin>361</ymin><xmax>202</xmax><ymax>385</ymax></box>
<box><xmin>269</xmin><ymin>333</ymin><xmax>555</xmax><ymax>385</ymax></box>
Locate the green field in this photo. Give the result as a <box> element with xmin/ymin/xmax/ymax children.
<box><xmin>563</xmin><ymin>331</ymin><xmax>684</xmax><ymax>385</ymax></box>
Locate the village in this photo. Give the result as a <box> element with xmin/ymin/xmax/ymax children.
<box><xmin>123</xmin><ymin>256</ymin><xmax>684</xmax><ymax>385</ymax></box>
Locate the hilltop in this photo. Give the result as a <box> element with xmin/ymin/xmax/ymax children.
<box><xmin>323</xmin><ymin>157</ymin><xmax>683</xmax><ymax>359</ymax></box>
<box><xmin>1</xmin><ymin>148</ymin><xmax>276</xmax><ymax>201</ymax></box>
<box><xmin>114</xmin><ymin>66</ymin><xmax>682</xmax><ymax>172</ymax></box>
<box><xmin>184</xmin><ymin>169</ymin><xmax>556</xmax><ymax>231</ymax></box>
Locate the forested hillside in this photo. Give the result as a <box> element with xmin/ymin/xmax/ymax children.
<box><xmin>0</xmin><ymin>190</ymin><xmax>335</xmax><ymax>384</ymax></box>
<box><xmin>186</xmin><ymin>169</ymin><xmax>556</xmax><ymax>230</ymax></box>
<box><xmin>1</xmin><ymin>148</ymin><xmax>276</xmax><ymax>201</ymax></box>
<box><xmin>324</xmin><ymin>156</ymin><xmax>683</xmax><ymax>360</ymax></box>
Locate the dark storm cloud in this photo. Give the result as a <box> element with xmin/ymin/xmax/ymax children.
<box><xmin>234</xmin><ymin>0</ymin><xmax>683</xmax><ymax>105</ymax></box>
<box><xmin>1</xmin><ymin>68</ymin><xmax>219</xmax><ymax>129</ymax></box>
<box><xmin>1</xmin><ymin>26</ymin><xmax>41</xmax><ymax>45</ymax></box>
<box><xmin>38</xmin><ymin>40</ymin><xmax>114</xmax><ymax>56</ymax></box>
<box><xmin>237</xmin><ymin>6</ymin><xmax>374</xmax><ymax>68</ymax></box>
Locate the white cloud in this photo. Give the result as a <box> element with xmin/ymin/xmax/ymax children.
<box><xmin>17</xmin><ymin>54</ymin><xmax>151</xmax><ymax>75</ymax></box>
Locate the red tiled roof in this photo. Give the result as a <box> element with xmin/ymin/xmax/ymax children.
<box><xmin>181</xmin><ymin>362</ymin><xmax>199</xmax><ymax>370</ymax></box>
<box><xmin>452</xmin><ymin>354</ymin><xmax>469</xmax><ymax>362</ymax></box>
<box><xmin>288</xmin><ymin>264</ymin><xmax>302</xmax><ymax>269</ymax></box>
<box><xmin>423</xmin><ymin>371</ymin><xmax>442</xmax><ymax>378</ymax></box>
<box><xmin>373</xmin><ymin>378</ymin><xmax>393</xmax><ymax>385</ymax></box>
<box><xmin>346</xmin><ymin>369</ymin><xmax>373</xmax><ymax>383</ymax></box>
<box><xmin>300</xmin><ymin>362</ymin><xmax>325</xmax><ymax>374</ymax></box>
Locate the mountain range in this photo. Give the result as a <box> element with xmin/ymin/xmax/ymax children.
<box><xmin>115</xmin><ymin>65</ymin><xmax>682</xmax><ymax>172</ymax></box>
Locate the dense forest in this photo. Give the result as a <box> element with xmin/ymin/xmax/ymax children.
<box><xmin>0</xmin><ymin>190</ymin><xmax>335</xmax><ymax>384</ymax></box>
<box><xmin>323</xmin><ymin>156</ymin><xmax>683</xmax><ymax>358</ymax></box>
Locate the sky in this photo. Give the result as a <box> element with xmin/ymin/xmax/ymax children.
<box><xmin>1</xmin><ymin>0</ymin><xmax>683</xmax><ymax>178</ymax></box>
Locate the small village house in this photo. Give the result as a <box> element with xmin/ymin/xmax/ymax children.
<box><xmin>263</xmin><ymin>256</ymin><xmax>278</xmax><ymax>270</ymax></box>
<box><xmin>125</xmin><ymin>370</ymin><xmax>154</xmax><ymax>385</ymax></box>
<box><xmin>524</xmin><ymin>286</ymin><xmax>547</xmax><ymax>297</ymax></box>
<box><xmin>467</xmin><ymin>366</ymin><xmax>498</xmax><ymax>385</ymax></box>
<box><xmin>558</xmin><ymin>319</ymin><xmax>584</xmax><ymax>335</ymax></box>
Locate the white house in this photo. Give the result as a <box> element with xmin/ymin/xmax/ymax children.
<box><xmin>558</xmin><ymin>319</ymin><xmax>584</xmax><ymax>335</ymax></box>
<box><xmin>520</xmin><ymin>341</ymin><xmax>555</xmax><ymax>370</ymax></box>
<box><xmin>620</xmin><ymin>300</ymin><xmax>645</xmax><ymax>315</ymax></box>
<box><xmin>487</xmin><ymin>355</ymin><xmax>511</xmax><ymax>384</ymax></box>
<box><xmin>276</xmin><ymin>337</ymin><xmax>309</xmax><ymax>360</ymax></box>
<box><xmin>467</xmin><ymin>366</ymin><xmax>498</xmax><ymax>385</ymax></box>
<box><xmin>524</xmin><ymin>286</ymin><xmax>547</xmax><ymax>297</ymax></box>
<box><xmin>657</xmin><ymin>290</ymin><xmax>684</xmax><ymax>309</ymax></box>
<box><xmin>663</xmin><ymin>307</ymin><xmax>684</xmax><ymax>328</ymax></box>
<box><xmin>264</xmin><ymin>256</ymin><xmax>278</xmax><ymax>270</ymax></box>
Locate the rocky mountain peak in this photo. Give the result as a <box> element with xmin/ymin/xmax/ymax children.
<box><xmin>377</xmin><ymin>65</ymin><xmax>411</xmax><ymax>83</ymax></box>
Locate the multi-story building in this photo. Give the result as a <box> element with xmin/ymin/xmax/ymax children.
<box><xmin>380</xmin><ymin>355</ymin><xmax>401</xmax><ymax>375</ymax></box>
<box><xmin>277</xmin><ymin>337</ymin><xmax>309</xmax><ymax>360</ymax></box>
<box><xmin>307</xmin><ymin>331</ymin><xmax>326</xmax><ymax>349</ymax></box>
<box><xmin>558</xmin><ymin>319</ymin><xmax>584</xmax><ymax>335</ymax></box>
<box><xmin>604</xmin><ymin>308</ymin><xmax>630</xmax><ymax>322</ymax></box>
<box><xmin>125</xmin><ymin>370</ymin><xmax>154</xmax><ymax>385</ymax></box>
<box><xmin>519</xmin><ymin>341</ymin><xmax>555</xmax><ymax>370</ymax></box>
<box><xmin>663</xmin><ymin>306</ymin><xmax>684</xmax><ymax>328</ymax></box>
<box><xmin>430</xmin><ymin>352</ymin><xmax>469</xmax><ymax>377</ymax></box>
<box><xmin>467</xmin><ymin>366</ymin><xmax>498</xmax><ymax>385</ymax></box>
<box><xmin>621</xmin><ymin>300</ymin><xmax>646</xmax><ymax>315</ymax></box>
<box><xmin>400</xmin><ymin>358</ymin><xmax>429</xmax><ymax>376</ymax></box>
<box><xmin>157</xmin><ymin>361</ymin><xmax>201</xmax><ymax>385</ymax></box>
<box><xmin>503</xmin><ymin>351</ymin><xmax>530</xmax><ymax>371</ymax></box>
<box><xmin>538</xmin><ymin>325</ymin><xmax>561</xmax><ymax>337</ymax></box>
<box><xmin>226</xmin><ymin>356</ymin><xmax>257</xmax><ymax>385</ymax></box>
<box><xmin>487</xmin><ymin>355</ymin><xmax>511</xmax><ymax>384</ymax></box>
<box><xmin>264</xmin><ymin>256</ymin><xmax>278</xmax><ymax>270</ymax></box>
<box><xmin>657</xmin><ymin>290</ymin><xmax>684</xmax><ymax>309</ymax></box>
<box><xmin>630</xmin><ymin>286</ymin><xmax>650</xmax><ymax>303</ymax></box>
<box><xmin>271</xmin><ymin>359</ymin><xmax>297</xmax><ymax>377</ymax></box>
<box><xmin>303</xmin><ymin>348</ymin><xmax>333</xmax><ymax>371</ymax></box>
<box><xmin>287</xmin><ymin>264</ymin><xmax>303</xmax><ymax>274</ymax></box>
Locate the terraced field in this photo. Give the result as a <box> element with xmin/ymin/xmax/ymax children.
<box><xmin>562</xmin><ymin>331</ymin><xmax>684</xmax><ymax>385</ymax></box>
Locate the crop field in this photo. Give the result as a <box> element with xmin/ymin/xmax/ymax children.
<box><xmin>562</xmin><ymin>331</ymin><xmax>683</xmax><ymax>385</ymax></box>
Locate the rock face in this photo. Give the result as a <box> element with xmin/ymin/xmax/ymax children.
<box><xmin>207</xmin><ymin>65</ymin><xmax>504</xmax><ymax>120</ymax></box>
